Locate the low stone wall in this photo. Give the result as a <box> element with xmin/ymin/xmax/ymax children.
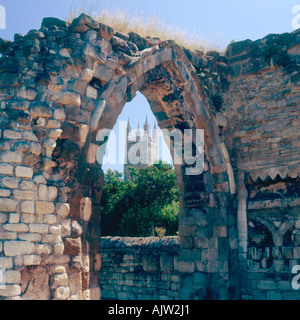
<box><xmin>99</xmin><ymin>237</ymin><xmax>180</xmax><ymax>300</ymax></box>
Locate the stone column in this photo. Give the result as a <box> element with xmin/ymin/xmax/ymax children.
<box><xmin>237</xmin><ymin>171</ymin><xmax>248</xmax><ymax>268</ymax></box>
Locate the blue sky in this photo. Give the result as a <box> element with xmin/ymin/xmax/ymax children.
<box><xmin>0</xmin><ymin>0</ymin><xmax>299</xmax><ymax>171</ymax></box>
<box><xmin>1</xmin><ymin>0</ymin><xmax>299</xmax><ymax>44</ymax></box>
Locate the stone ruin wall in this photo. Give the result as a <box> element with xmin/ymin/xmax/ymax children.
<box><xmin>225</xmin><ymin>33</ymin><xmax>300</xmax><ymax>300</ymax></box>
<box><xmin>99</xmin><ymin>237</ymin><xmax>180</xmax><ymax>300</ymax></box>
<box><xmin>0</xmin><ymin>13</ymin><xmax>299</xmax><ymax>300</ymax></box>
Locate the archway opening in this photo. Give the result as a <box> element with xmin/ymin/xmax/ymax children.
<box><xmin>99</xmin><ymin>91</ymin><xmax>179</xmax><ymax>238</ymax></box>
<box><xmin>84</xmin><ymin>55</ymin><xmax>220</xmax><ymax>300</ymax></box>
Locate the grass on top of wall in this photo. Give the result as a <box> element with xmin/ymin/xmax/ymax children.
<box><xmin>68</xmin><ymin>4</ymin><xmax>224</xmax><ymax>52</ymax></box>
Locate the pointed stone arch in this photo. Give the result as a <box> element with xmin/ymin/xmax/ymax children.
<box><xmin>0</xmin><ymin>14</ymin><xmax>239</xmax><ymax>300</ymax></box>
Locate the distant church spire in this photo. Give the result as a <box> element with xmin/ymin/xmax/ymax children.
<box><xmin>126</xmin><ymin>118</ymin><xmax>132</xmax><ymax>141</ymax></box>
<box><xmin>127</xmin><ymin>118</ymin><xmax>131</xmax><ymax>133</ymax></box>
<box><xmin>136</xmin><ymin>122</ymin><xmax>141</xmax><ymax>141</ymax></box>
<box><xmin>144</xmin><ymin>115</ymin><xmax>150</xmax><ymax>137</ymax></box>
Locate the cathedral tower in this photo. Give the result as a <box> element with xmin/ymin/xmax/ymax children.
<box><xmin>124</xmin><ymin>117</ymin><xmax>159</xmax><ymax>181</ymax></box>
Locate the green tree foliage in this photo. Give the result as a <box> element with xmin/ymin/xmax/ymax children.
<box><xmin>100</xmin><ymin>162</ymin><xmax>179</xmax><ymax>237</ymax></box>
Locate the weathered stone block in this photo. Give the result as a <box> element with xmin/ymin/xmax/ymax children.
<box><xmin>99</xmin><ymin>23</ymin><xmax>114</xmax><ymax>41</ymax></box>
<box><xmin>19</xmin><ymin>233</ymin><xmax>41</xmax><ymax>242</ymax></box>
<box><xmin>0</xmin><ymin>164</ymin><xmax>14</xmax><ymax>176</ymax></box>
<box><xmin>38</xmin><ymin>184</ymin><xmax>48</xmax><ymax>201</ymax></box>
<box><xmin>65</xmin><ymin>105</ymin><xmax>90</xmax><ymax>124</ymax></box>
<box><xmin>50</xmin><ymin>225</ymin><xmax>61</xmax><ymax>235</ymax></box>
<box><xmin>9</xmin><ymin>213</ymin><xmax>20</xmax><ymax>224</ymax></box>
<box><xmin>21</xmin><ymin>265</ymin><xmax>50</xmax><ymax>300</ymax></box>
<box><xmin>94</xmin><ymin>64</ymin><xmax>114</xmax><ymax>83</ymax></box>
<box><xmin>15</xmin><ymin>166</ymin><xmax>33</xmax><ymax>179</ymax></box>
<box><xmin>36</xmin><ymin>201</ymin><xmax>55</xmax><ymax>215</ymax></box>
<box><xmin>35</xmin><ymin>244</ymin><xmax>51</xmax><ymax>255</ymax></box>
<box><xmin>48</xmin><ymin>129</ymin><xmax>62</xmax><ymax>141</ymax></box>
<box><xmin>50</xmin><ymin>265</ymin><xmax>66</xmax><ymax>275</ymax></box>
<box><xmin>54</xmin><ymin>243</ymin><xmax>64</xmax><ymax>255</ymax></box>
<box><xmin>41</xmin><ymin>17</ymin><xmax>67</xmax><ymax>29</ymax></box>
<box><xmin>5</xmin><ymin>271</ymin><xmax>21</xmax><ymax>284</ymax></box>
<box><xmin>43</xmin><ymin>214</ymin><xmax>57</xmax><ymax>225</ymax></box>
<box><xmin>179</xmin><ymin>236</ymin><xmax>192</xmax><ymax>249</ymax></box>
<box><xmin>3</xmin><ymin>224</ymin><xmax>29</xmax><ymax>233</ymax></box>
<box><xmin>42</xmin><ymin>234</ymin><xmax>61</xmax><ymax>245</ymax></box>
<box><xmin>293</xmin><ymin>247</ymin><xmax>300</xmax><ymax>259</ymax></box>
<box><xmin>43</xmin><ymin>138</ymin><xmax>56</xmax><ymax>154</ymax></box>
<box><xmin>0</xmin><ymin>189</ymin><xmax>11</xmax><ymax>197</ymax></box>
<box><xmin>194</xmin><ymin>237</ymin><xmax>209</xmax><ymax>249</ymax></box>
<box><xmin>20</xmin><ymin>180</ymin><xmax>37</xmax><ymax>191</ymax></box>
<box><xmin>179</xmin><ymin>261</ymin><xmax>195</xmax><ymax>273</ymax></box>
<box><xmin>72</xmin><ymin>79</ymin><xmax>88</xmax><ymax>95</ymax></box>
<box><xmin>29</xmin><ymin>224</ymin><xmax>48</xmax><ymax>234</ymax></box>
<box><xmin>90</xmin><ymin>99</ymin><xmax>106</xmax><ymax>131</ymax></box>
<box><xmin>71</xmin><ymin>221</ymin><xmax>82</xmax><ymax>238</ymax></box>
<box><xmin>14</xmin><ymin>190</ymin><xmax>37</xmax><ymax>201</ymax></box>
<box><xmin>0</xmin><ymin>199</ymin><xmax>18</xmax><ymax>212</ymax></box>
<box><xmin>2</xmin><ymin>177</ymin><xmax>19</xmax><ymax>189</ymax></box>
<box><xmin>56</xmin><ymin>203</ymin><xmax>70</xmax><ymax>218</ymax></box>
<box><xmin>86</xmin><ymin>86</ymin><xmax>98</xmax><ymax>99</ymax></box>
<box><xmin>70</xmin><ymin>13</ymin><xmax>99</xmax><ymax>33</ymax></box>
<box><xmin>0</xmin><ymin>151</ymin><xmax>22</xmax><ymax>163</ymax></box>
<box><xmin>0</xmin><ymin>231</ymin><xmax>17</xmax><ymax>240</ymax></box>
<box><xmin>0</xmin><ymin>257</ymin><xmax>13</xmax><ymax>269</ymax></box>
<box><xmin>23</xmin><ymin>254</ymin><xmax>42</xmax><ymax>266</ymax></box>
<box><xmin>3</xmin><ymin>130</ymin><xmax>22</xmax><ymax>140</ymax></box>
<box><xmin>0</xmin><ymin>285</ymin><xmax>21</xmax><ymax>297</ymax></box>
<box><xmin>46</xmin><ymin>120</ymin><xmax>61</xmax><ymax>130</ymax></box>
<box><xmin>59</xmin><ymin>49</ymin><xmax>71</xmax><ymax>58</ymax></box>
<box><xmin>81</xmin><ymin>68</ymin><xmax>94</xmax><ymax>82</ymax></box>
<box><xmin>257</xmin><ymin>280</ymin><xmax>277</xmax><ymax>290</ymax></box>
<box><xmin>17</xmin><ymin>88</ymin><xmax>37</xmax><ymax>101</ymax></box>
<box><xmin>80</xmin><ymin>197</ymin><xmax>92</xmax><ymax>222</ymax></box>
<box><xmin>90</xmin><ymin>287</ymin><xmax>101</xmax><ymax>301</ymax></box>
<box><xmin>51</xmin><ymin>273</ymin><xmax>69</xmax><ymax>289</ymax></box>
<box><xmin>142</xmin><ymin>254</ymin><xmax>159</xmax><ymax>272</ymax></box>
<box><xmin>4</xmin><ymin>241</ymin><xmax>35</xmax><ymax>257</ymax></box>
<box><xmin>160</xmin><ymin>255</ymin><xmax>174</xmax><ymax>272</ymax></box>
<box><xmin>53</xmin><ymin>108</ymin><xmax>66</xmax><ymax>121</ymax></box>
<box><xmin>179</xmin><ymin>225</ymin><xmax>192</xmax><ymax>237</ymax></box>
<box><xmin>0</xmin><ymin>213</ymin><xmax>8</xmax><ymax>224</ymax></box>
<box><xmin>53</xmin><ymin>286</ymin><xmax>70</xmax><ymax>300</ymax></box>
<box><xmin>23</xmin><ymin>131</ymin><xmax>38</xmax><ymax>142</ymax></box>
<box><xmin>20</xmin><ymin>201</ymin><xmax>35</xmax><ymax>214</ymax></box>
<box><xmin>58</xmin><ymin>91</ymin><xmax>81</xmax><ymax>106</ymax></box>
<box><xmin>30</xmin><ymin>105</ymin><xmax>52</xmax><ymax>118</ymax></box>
<box><xmin>277</xmin><ymin>281</ymin><xmax>291</xmax><ymax>290</ymax></box>
<box><xmin>83</xmin><ymin>43</ymin><xmax>106</xmax><ymax>64</ymax></box>
<box><xmin>64</xmin><ymin>238</ymin><xmax>81</xmax><ymax>256</ymax></box>
<box><xmin>33</xmin><ymin>175</ymin><xmax>46</xmax><ymax>185</ymax></box>
<box><xmin>29</xmin><ymin>142</ymin><xmax>42</xmax><ymax>156</ymax></box>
